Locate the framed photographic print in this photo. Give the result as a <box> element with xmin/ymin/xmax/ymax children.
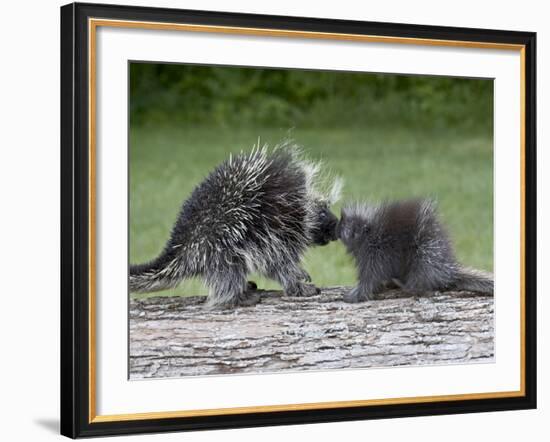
<box><xmin>60</xmin><ymin>2</ymin><xmax>537</xmax><ymax>438</ymax></box>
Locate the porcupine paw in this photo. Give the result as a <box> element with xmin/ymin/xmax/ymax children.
<box><xmin>246</xmin><ymin>281</ymin><xmax>258</xmax><ymax>291</ymax></box>
<box><xmin>381</xmin><ymin>278</ymin><xmax>404</xmax><ymax>291</ymax></box>
<box><xmin>286</xmin><ymin>282</ymin><xmax>320</xmax><ymax>297</ymax></box>
<box><xmin>298</xmin><ymin>269</ymin><xmax>312</xmax><ymax>283</ymax></box>
<box><xmin>236</xmin><ymin>291</ymin><xmax>261</xmax><ymax>307</ymax></box>
<box><xmin>343</xmin><ymin>287</ymin><xmax>372</xmax><ymax>303</ymax></box>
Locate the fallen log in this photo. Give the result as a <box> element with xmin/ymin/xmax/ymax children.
<box><xmin>129</xmin><ymin>286</ymin><xmax>494</xmax><ymax>379</ymax></box>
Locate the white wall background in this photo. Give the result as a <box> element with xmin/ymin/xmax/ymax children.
<box><xmin>0</xmin><ymin>0</ymin><xmax>546</xmax><ymax>440</ymax></box>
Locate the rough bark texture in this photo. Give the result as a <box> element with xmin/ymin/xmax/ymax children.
<box><xmin>129</xmin><ymin>287</ymin><xmax>494</xmax><ymax>379</ymax></box>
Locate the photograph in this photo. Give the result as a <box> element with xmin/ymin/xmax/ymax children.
<box><xmin>1</xmin><ymin>0</ymin><xmax>545</xmax><ymax>437</ymax></box>
<box><xmin>60</xmin><ymin>3</ymin><xmax>536</xmax><ymax>437</ymax></box>
<box><xmin>128</xmin><ymin>62</ymin><xmax>495</xmax><ymax>379</ymax></box>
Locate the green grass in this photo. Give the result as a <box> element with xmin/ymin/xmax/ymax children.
<box><xmin>130</xmin><ymin>125</ymin><xmax>493</xmax><ymax>298</ymax></box>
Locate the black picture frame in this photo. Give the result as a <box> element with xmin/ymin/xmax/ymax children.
<box><xmin>61</xmin><ymin>2</ymin><xmax>537</xmax><ymax>438</ymax></box>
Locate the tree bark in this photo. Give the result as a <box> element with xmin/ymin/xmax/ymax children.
<box><xmin>129</xmin><ymin>287</ymin><xmax>494</xmax><ymax>379</ymax></box>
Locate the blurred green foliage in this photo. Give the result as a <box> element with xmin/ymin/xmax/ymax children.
<box><xmin>130</xmin><ymin>63</ymin><xmax>493</xmax><ymax>131</ymax></box>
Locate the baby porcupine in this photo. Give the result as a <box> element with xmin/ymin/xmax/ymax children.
<box><xmin>130</xmin><ymin>142</ymin><xmax>342</xmax><ymax>308</ymax></box>
<box><xmin>337</xmin><ymin>198</ymin><xmax>493</xmax><ymax>302</ymax></box>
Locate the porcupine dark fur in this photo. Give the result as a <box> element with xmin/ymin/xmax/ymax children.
<box><xmin>129</xmin><ymin>141</ymin><xmax>342</xmax><ymax>308</ymax></box>
<box><xmin>337</xmin><ymin>198</ymin><xmax>493</xmax><ymax>302</ymax></box>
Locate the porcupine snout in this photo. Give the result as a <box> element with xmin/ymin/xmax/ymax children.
<box><xmin>318</xmin><ymin>209</ymin><xmax>339</xmax><ymax>245</ymax></box>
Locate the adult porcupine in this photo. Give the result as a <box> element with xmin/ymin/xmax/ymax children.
<box><xmin>130</xmin><ymin>142</ymin><xmax>342</xmax><ymax>308</ymax></box>
<box><xmin>337</xmin><ymin>198</ymin><xmax>493</xmax><ymax>302</ymax></box>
